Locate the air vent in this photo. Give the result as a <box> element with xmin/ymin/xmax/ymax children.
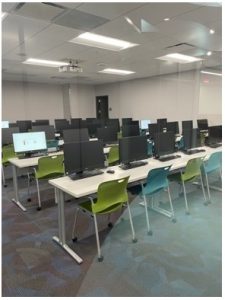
<box><xmin>165</xmin><ymin>43</ymin><xmax>195</xmax><ymax>52</ymax></box>
<box><xmin>13</xmin><ymin>2</ymin><xmax>66</xmax><ymax>21</ymax></box>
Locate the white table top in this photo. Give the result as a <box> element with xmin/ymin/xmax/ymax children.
<box><xmin>49</xmin><ymin>146</ymin><xmax>221</xmax><ymax>199</ymax></box>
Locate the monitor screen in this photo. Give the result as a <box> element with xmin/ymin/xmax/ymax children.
<box><xmin>183</xmin><ymin>128</ymin><xmax>201</xmax><ymax>150</ymax></box>
<box><xmin>105</xmin><ymin>119</ymin><xmax>120</xmax><ymax>132</ymax></box>
<box><xmin>97</xmin><ymin>127</ymin><xmax>118</xmax><ymax>144</ymax></box>
<box><xmin>166</xmin><ymin>121</ymin><xmax>179</xmax><ymax>134</ymax></box>
<box><xmin>182</xmin><ymin>120</ymin><xmax>193</xmax><ymax>132</ymax></box>
<box><xmin>140</xmin><ymin>120</ymin><xmax>151</xmax><ymax>130</ymax></box>
<box><xmin>122</xmin><ymin>118</ymin><xmax>132</xmax><ymax>125</ymax></box>
<box><xmin>64</xmin><ymin>140</ymin><xmax>104</xmax><ymax>175</ymax></box>
<box><xmin>119</xmin><ymin>136</ymin><xmax>148</xmax><ymax>165</ymax></box>
<box><xmin>63</xmin><ymin>128</ymin><xmax>89</xmax><ymax>143</ymax></box>
<box><xmin>32</xmin><ymin>125</ymin><xmax>55</xmax><ymax>140</ymax></box>
<box><xmin>2</xmin><ymin>121</ymin><xmax>9</xmax><ymax>128</ymax></box>
<box><xmin>208</xmin><ymin>126</ymin><xmax>222</xmax><ymax>143</ymax></box>
<box><xmin>35</xmin><ymin>119</ymin><xmax>50</xmax><ymax>125</ymax></box>
<box><xmin>154</xmin><ymin>132</ymin><xmax>175</xmax><ymax>157</ymax></box>
<box><xmin>148</xmin><ymin>123</ymin><xmax>160</xmax><ymax>139</ymax></box>
<box><xmin>17</xmin><ymin>120</ymin><xmax>32</xmax><ymax>132</ymax></box>
<box><xmin>122</xmin><ymin>125</ymin><xmax>140</xmax><ymax>137</ymax></box>
<box><xmin>13</xmin><ymin>132</ymin><xmax>47</xmax><ymax>153</ymax></box>
<box><xmin>2</xmin><ymin>127</ymin><xmax>19</xmax><ymax>145</ymax></box>
<box><xmin>197</xmin><ymin>119</ymin><xmax>208</xmax><ymax>131</ymax></box>
<box><xmin>70</xmin><ymin>118</ymin><xmax>82</xmax><ymax>129</ymax></box>
<box><xmin>55</xmin><ymin>119</ymin><xmax>70</xmax><ymax>132</ymax></box>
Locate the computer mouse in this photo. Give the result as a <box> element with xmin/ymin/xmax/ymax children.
<box><xmin>107</xmin><ymin>169</ymin><xmax>115</xmax><ymax>174</ymax></box>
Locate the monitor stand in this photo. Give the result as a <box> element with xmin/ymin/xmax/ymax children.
<box><xmin>119</xmin><ymin>160</ymin><xmax>148</xmax><ymax>170</ymax></box>
<box><xmin>157</xmin><ymin>154</ymin><xmax>181</xmax><ymax>162</ymax></box>
<box><xmin>69</xmin><ymin>169</ymin><xmax>104</xmax><ymax>180</ymax></box>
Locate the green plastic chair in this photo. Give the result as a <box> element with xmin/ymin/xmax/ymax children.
<box><xmin>202</xmin><ymin>151</ymin><xmax>222</xmax><ymax>201</ymax></box>
<box><xmin>140</xmin><ymin>166</ymin><xmax>175</xmax><ymax>235</ymax></box>
<box><xmin>72</xmin><ymin>176</ymin><xmax>137</xmax><ymax>262</ymax></box>
<box><xmin>2</xmin><ymin>144</ymin><xmax>16</xmax><ymax>187</ymax></box>
<box><xmin>107</xmin><ymin>145</ymin><xmax>119</xmax><ymax>166</ymax></box>
<box><xmin>30</xmin><ymin>154</ymin><xmax>64</xmax><ymax>210</ymax></box>
<box><xmin>168</xmin><ymin>157</ymin><xmax>207</xmax><ymax>214</ymax></box>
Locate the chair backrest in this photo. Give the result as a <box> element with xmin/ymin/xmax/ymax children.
<box><xmin>92</xmin><ymin>176</ymin><xmax>129</xmax><ymax>214</ymax></box>
<box><xmin>203</xmin><ymin>151</ymin><xmax>222</xmax><ymax>173</ymax></box>
<box><xmin>143</xmin><ymin>166</ymin><xmax>171</xmax><ymax>195</ymax></box>
<box><xmin>108</xmin><ymin>145</ymin><xmax>119</xmax><ymax>165</ymax></box>
<box><xmin>2</xmin><ymin>144</ymin><xmax>16</xmax><ymax>164</ymax></box>
<box><xmin>37</xmin><ymin>155</ymin><xmax>64</xmax><ymax>177</ymax></box>
<box><xmin>182</xmin><ymin>157</ymin><xmax>203</xmax><ymax>181</ymax></box>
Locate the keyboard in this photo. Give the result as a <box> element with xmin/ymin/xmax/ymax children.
<box><xmin>206</xmin><ymin>143</ymin><xmax>222</xmax><ymax>148</ymax></box>
<box><xmin>69</xmin><ymin>169</ymin><xmax>104</xmax><ymax>180</ymax></box>
<box><xmin>185</xmin><ymin>149</ymin><xmax>206</xmax><ymax>155</ymax></box>
<box><xmin>119</xmin><ymin>161</ymin><xmax>148</xmax><ymax>170</ymax></box>
<box><xmin>158</xmin><ymin>155</ymin><xmax>181</xmax><ymax>162</ymax></box>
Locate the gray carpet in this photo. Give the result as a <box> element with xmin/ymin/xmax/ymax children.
<box><xmin>2</xmin><ymin>171</ymin><xmax>222</xmax><ymax>297</ymax></box>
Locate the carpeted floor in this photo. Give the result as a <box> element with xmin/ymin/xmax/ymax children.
<box><xmin>2</xmin><ymin>172</ymin><xmax>222</xmax><ymax>297</ymax></box>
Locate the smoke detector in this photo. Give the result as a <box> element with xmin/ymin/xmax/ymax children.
<box><xmin>59</xmin><ymin>60</ymin><xmax>83</xmax><ymax>73</ymax></box>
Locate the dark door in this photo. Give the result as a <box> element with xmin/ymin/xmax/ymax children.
<box><xmin>96</xmin><ymin>95</ymin><xmax>109</xmax><ymax>119</ymax></box>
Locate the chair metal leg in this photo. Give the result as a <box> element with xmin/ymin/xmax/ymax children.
<box><xmin>54</xmin><ymin>188</ymin><xmax>58</xmax><ymax>204</ymax></box>
<box><xmin>199</xmin><ymin>173</ymin><xmax>208</xmax><ymax>206</ymax></box>
<box><xmin>182</xmin><ymin>180</ymin><xmax>190</xmax><ymax>215</ymax></box>
<box><xmin>204</xmin><ymin>172</ymin><xmax>211</xmax><ymax>203</ymax></box>
<box><xmin>126</xmin><ymin>200</ymin><xmax>137</xmax><ymax>242</ymax></box>
<box><xmin>35</xmin><ymin>178</ymin><xmax>42</xmax><ymax>210</ymax></box>
<box><xmin>27</xmin><ymin>172</ymin><xmax>32</xmax><ymax>202</ymax></box>
<box><xmin>72</xmin><ymin>208</ymin><xmax>80</xmax><ymax>242</ymax></box>
<box><xmin>93</xmin><ymin>213</ymin><xmax>103</xmax><ymax>262</ymax></box>
<box><xmin>167</xmin><ymin>186</ymin><xmax>176</xmax><ymax>222</ymax></box>
<box><xmin>143</xmin><ymin>193</ymin><xmax>152</xmax><ymax>235</ymax></box>
<box><xmin>2</xmin><ymin>166</ymin><xmax>7</xmax><ymax>187</ymax></box>
<box><xmin>107</xmin><ymin>213</ymin><xmax>113</xmax><ymax>228</ymax></box>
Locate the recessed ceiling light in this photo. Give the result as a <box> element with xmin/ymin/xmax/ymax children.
<box><xmin>206</xmin><ymin>51</ymin><xmax>212</xmax><ymax>56</ymax></box>
<box><xmin>23</xmin><ymin>58</ymin><xmax>69</xmax><ymax>67</ymax></box>
<box><xmin>200</xmin><ymin>70</ymin><xmax>222</xmax><ymax>76</ymax></box>
<box><xmin>163</xmin><ymin>18</ymin><xmax>170</xmax><ymax>21</ymax></box>
<box><xmin>156</xmin><ymin>53</ymin><xmax>203</xmax><ymax>64</ymax></box>
<box><xmin>209</xmin><ymin>29</ymin><xmax>215</xmax><ymax>34</ymax></box>
<box><xmin>98</xmin><ymin>68</ymin><xmax>135</xmax><ymax>76</ymax></box>
<box><xmin>69</xmin><ymin>32</ymin><xmax>138</xmax><ymax>52</ymax></box>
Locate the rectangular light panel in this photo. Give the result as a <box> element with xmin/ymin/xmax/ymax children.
<box><xmin>70</xmin><ymin>32</ymin><xmax>138</xmax><ymax>51</ymax></box>
<box><xmin>156</xmin><ymin>53</ymin><xmax>203</xmax><ymax>64</ymax></box>
<box><xmin>98</xmin><ymin>68</ymin><xmax>135</xmax><ymax>75</ymax></box>
<box><xmin>23</xmin><ymin>58</ymin><xmax>69</xmax><ymax>67</ymax></box>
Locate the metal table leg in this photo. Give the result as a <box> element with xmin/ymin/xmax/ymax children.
<box><xmin>52</xmin><ymin>188</ymin><xmax>83</xmax><ymax>264</ymax></box>
<box><xmin>11</xmin><ymin>165</ymin><xmax>27</xmax><ymax>212</ymax></box>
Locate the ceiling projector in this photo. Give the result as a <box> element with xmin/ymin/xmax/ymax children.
<box><xmin>59</xmin><ymin>60</ymin><xmax>83</xmax><ymax>73</ymax></box>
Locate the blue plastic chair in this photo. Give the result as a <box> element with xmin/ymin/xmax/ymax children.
<box><xmin>141</xmin><ymin>166</ymin><xmax>175</xmax><ymax>235</ymax></box>
<box><xmin>202</xmin><ymin>151</ymin><xmax>222</xmax><ymax>201</ymax></box>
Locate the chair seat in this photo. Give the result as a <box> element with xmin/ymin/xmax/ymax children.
<box><xmin>79</xmin><ymin>199</ymin><xmax>123</xmax><ymax>214</ymax></box>
<box><xmin>168</xmin><ymin>172</ymin><xmax>197</xmax><ymax>182</ymax></box>
<box><xmin>35</xmin><ymin>171</ymin><xmax>63</xmax><ymax>180</ymax></box>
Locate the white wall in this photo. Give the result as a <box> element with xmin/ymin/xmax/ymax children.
<box><xmin>2</xmin><ymin>81</ymin><xmax>64</xmax><ymax>124</ymax></box>
<box><xmin>95</xmin><ymin>70</ymin><xmax>222</xmax><ymax>127</ymax></box>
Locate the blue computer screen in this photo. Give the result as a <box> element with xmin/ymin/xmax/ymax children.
<box><xmin>13</xmin><ymin>132</ymin><xmax>47</xmax><ymax>153</ymax></box>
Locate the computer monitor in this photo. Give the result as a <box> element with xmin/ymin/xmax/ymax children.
<box><xmin>166</xmin><ymin>121</ymin><xmax>179</xmax><ymax>135</ymax></box>
<box><xmin>122</xmin><ymin>125</ymin><xmax>140</xmax><ymax>137</ymax></box>
<box><xmin>55</xmin><ymin>119</ymin><xmax>71</xmax><ymax>133</ymax></box>
<box><xmin>64</xmin><ymin>140</ymin><xmax>104</xmax><ymax>177</ymax></box>
<box><xmin>97</xmin><ymin>127</ymin><xmax>118</xmax><ymax>144</ymax></box>
<box><xmin>70</xmin><ymin>118</ymin><xmax>82</xmax><ymax>129</ymax></box>
<box><xmin>182</xmin><ymin>120</ymin><xmax>193</xmax><ymax>132</ymax></box>
<box><xmin>17</xmin><ymin>120</ymin><xmax>32</xmax><ymax>132</ymax></box>
<box><xmin>63</xmin><ymin>128</ymin><xmax>89</xmax><ymax>143</ymax></box>
<box><xmin>2</xmin><ymin>127</ymin><xmax>19</xmax><ymax>145</ymax></box>
<box><xmin>35</xmin><ymin>119</ymin><xmax>50</xmax><ymax>125</ymax></box>
<box><xmin>140</xmin><ymin>120</ymin><xmax>151</xmax><ymax>130</ymax></box>
<box><xmin>105</xmin><ymin>119</ymin><xmax>120</xmax><ymax>132</ymax></box>
<box><xmin>154</xmin><ymin>132</ymin><xmax>175</xmax><ymax>158</ymax></box>
<box><xmin>31</xmin><ymin>125</ymin><xmax>55</xmax><ymax>140</ymax></box>
<box><xmin>148</xmin><ymin>123</ymin><xmax>160</xmax><ymax>139</ymax></box>
<box><xmin>2</xmin><ymin>121</ymin><xmax>9</xmax><ymax>128</ymax></box>
<box><xmin>157</xmin><ymin>118</ymin><xmax>167</xmax><ymax>131</ymax></box>
<box><xmin>87</xmin><ymin>121</ymin><xmax>102</xmax><ymax>137</ymax></box>
<box><xmin>182</xmin><ymin>128</ymin><xmax>201</xmax><ymax>150</ymax></box>
<box><xmin>9</xmin><ymin>123</ymin><xmax>17</xmax><ymax>128</ymax></box>
<box><xmin>122</xmin><ymin>118</ymin><xmax>132</xmax><ymax>125</ymax></box>
<box><xmin>119</xmin><ymin>136</ymin><xmax>148</xmax><ymax>165</ymax></box>
<box><xmin>13</xmin><ymin>132</ymin><xmax>47</xmax><ymax>156</ymax></box>
<box><xmin>207</xmin><ymin>126</ymin><xmax>222</xmax><ymax>144</ymax></box>
<box><xmin>197</xmin><ymin>119</ymin><xmax>208</xmax><ymax>131</ymax></box>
